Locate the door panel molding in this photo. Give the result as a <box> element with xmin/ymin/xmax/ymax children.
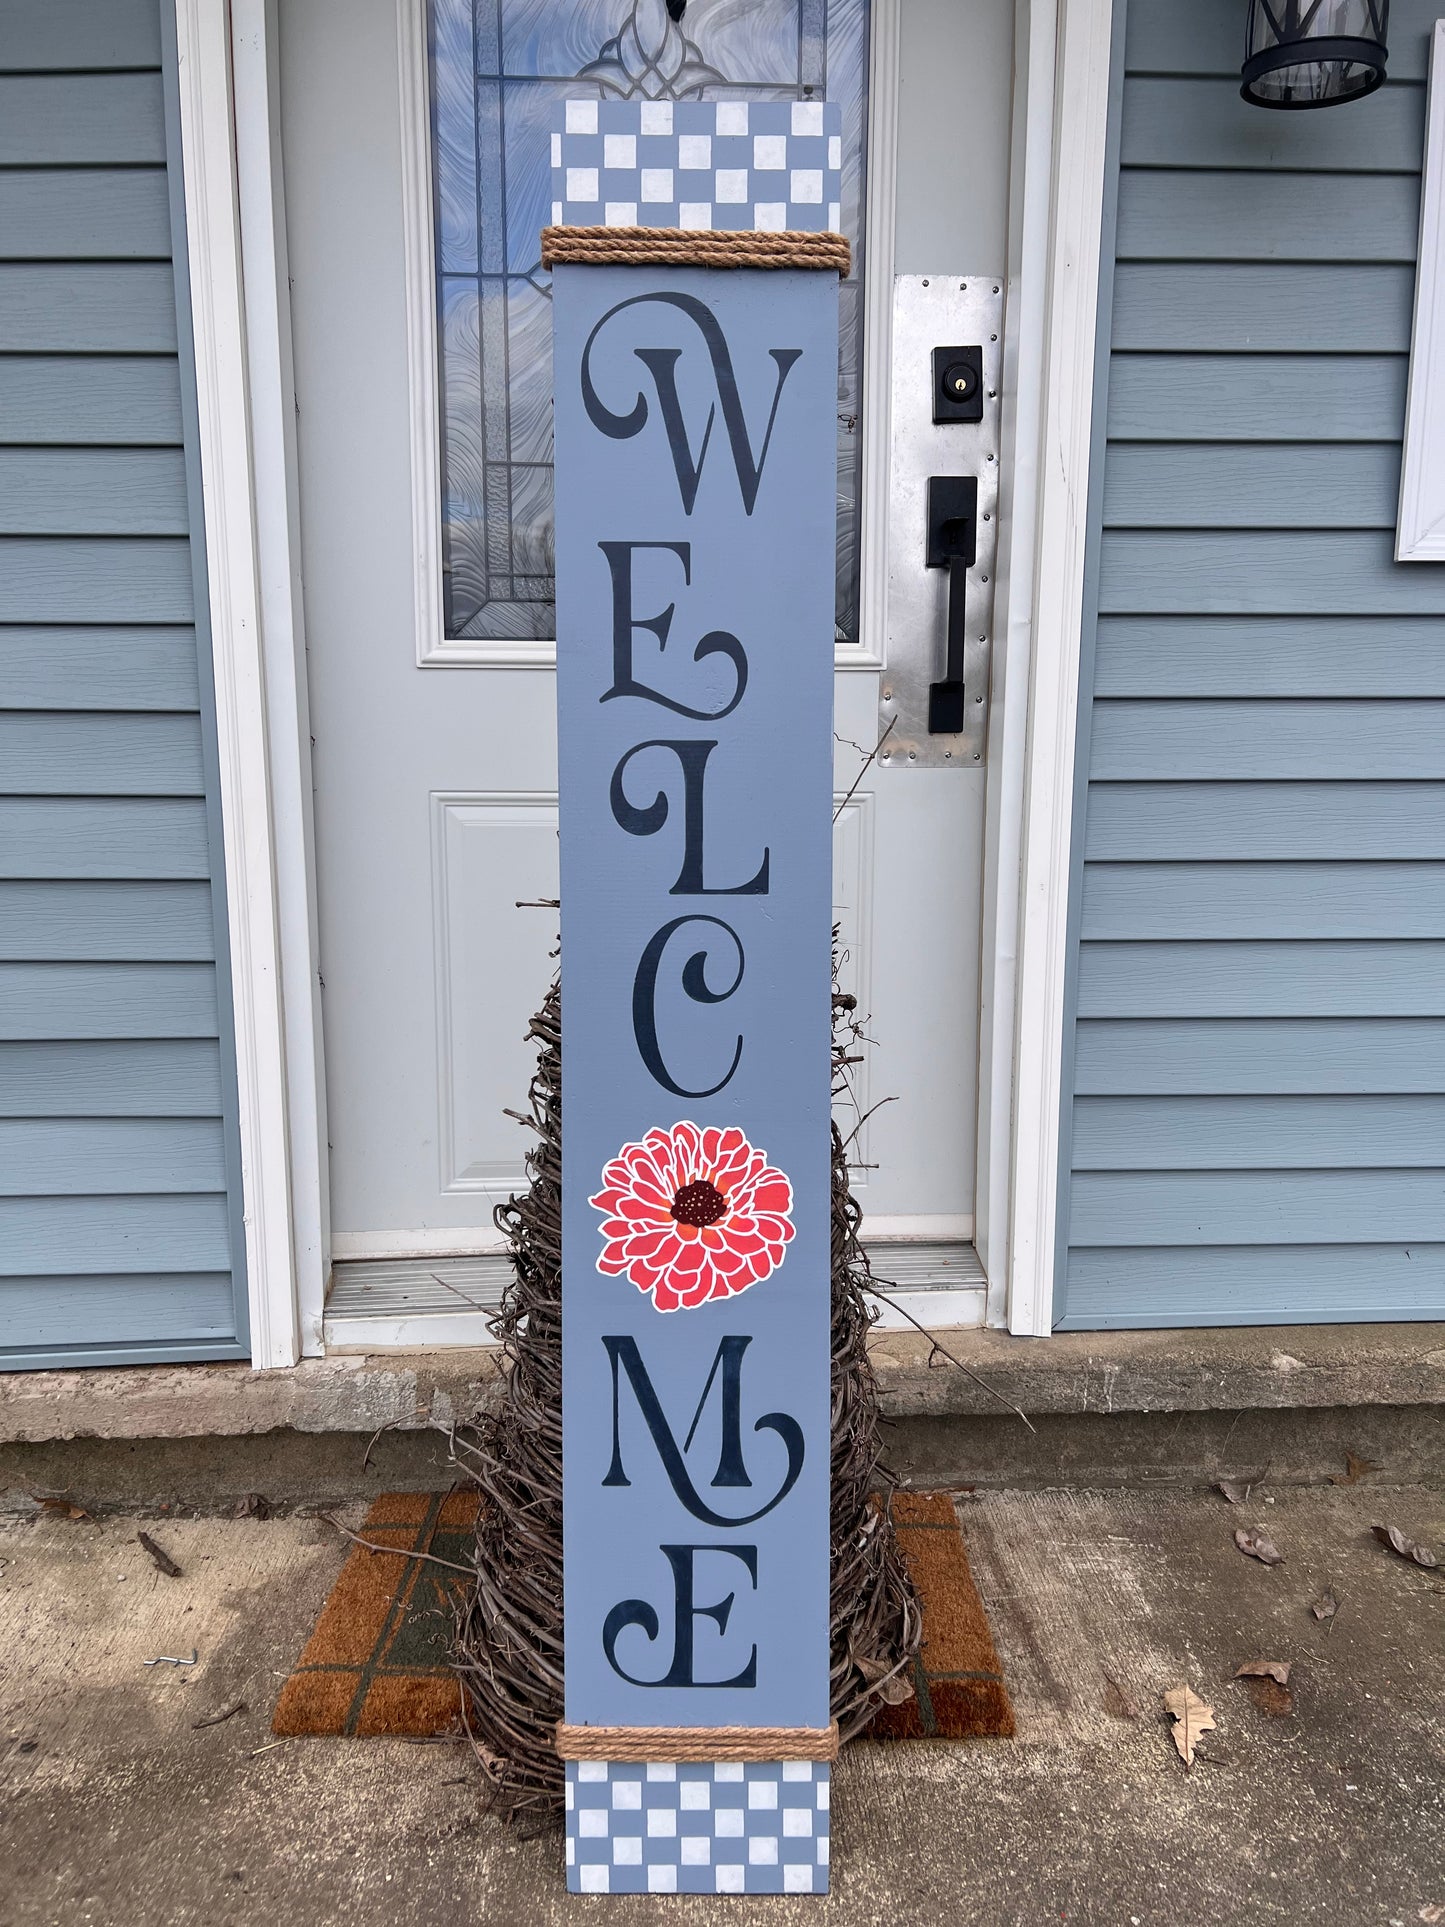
<box><xmin>430</xmin><ymin>790</ymin><xmax>560</xmax><ymax>1208</ymax></box>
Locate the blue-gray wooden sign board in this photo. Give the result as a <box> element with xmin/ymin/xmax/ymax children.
<box><xmin>555</xmin><ymin>255</ymin><xmax>838</xmax><ymax>1735</ymax></box>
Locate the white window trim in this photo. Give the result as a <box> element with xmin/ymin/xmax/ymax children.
<box><xmin>396</xmin><ymin>0</ymin><xmax>898</xmax><ymax>671</ymax></box>
<box><xmin>997</xmin><ymin>0</ymin><xmax>1117</xmax><ymax>1336</ymax></box>
<box><xmin>1397</xmin><ymin>19</ymin><xmax>1445</xmax><ymax>562</ymax></box>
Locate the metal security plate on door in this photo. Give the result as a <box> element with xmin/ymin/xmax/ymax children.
<box><xmin>879</xmin><ymin>275</ymin><xmax>1003</xmax><ymax>770</ymax></box>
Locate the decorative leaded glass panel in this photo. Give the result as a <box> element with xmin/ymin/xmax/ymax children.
<box><xmin>426</xmin><ymin>0</ymin><xmax>871</xmax><ymax>643</ymax></box>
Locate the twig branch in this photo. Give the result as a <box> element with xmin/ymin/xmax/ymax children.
<box><xmin>319</xmin><ymin>1513</ymin><xmax>474</xmax><ymax>1575</ymax></box>
<box><xmin>833</xmin><ymin>716</ymin><xmax>897</xmax><ymax>823</ymax></box>
<box><xmin>863</xmin><ymin>1284</ymin><xmax>1037</xmax><ymax>1432</ymax></box>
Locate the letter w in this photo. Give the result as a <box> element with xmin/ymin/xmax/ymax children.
<box><xmin>581</xmin><ymin>291</ymin><xmax>801</xmax><ymax>515</ymax></box>
<box><xmin>601</xmin><ymin>1333</ymin><xmax>803</xmax><ymax>1527</ymax></box>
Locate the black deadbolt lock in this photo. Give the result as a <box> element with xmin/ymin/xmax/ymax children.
<box><xmin>932</xmin><ymin>344</ymin><xmax>984</xmax><ymax>424</ymax></box>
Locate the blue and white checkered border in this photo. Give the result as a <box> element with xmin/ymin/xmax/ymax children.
<box><xmin>551</xmin><ymin>98</ymin><xmax>843</xmax><ymax>236</ymax></box>
<box><xmin>566</xmin><ymin>1759</ymin><xmax>831</xmax><ymax>1895</ymax></box>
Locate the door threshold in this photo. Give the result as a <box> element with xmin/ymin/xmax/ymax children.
<box><xmin>322</xmin><ymin>1241</ymin><xmax>986</xmax><ymax>1352</ymax></box>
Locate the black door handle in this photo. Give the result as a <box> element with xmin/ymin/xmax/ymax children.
<box><xmin>926</xmin><ymin>477</ymin><xmax>977</xmax><ymax>736</ymax></box>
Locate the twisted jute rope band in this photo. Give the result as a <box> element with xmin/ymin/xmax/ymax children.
<box><xmin>541</xmin><ymin>224</ymin><xmax>851</xmax><ymax>273</ymax></box>
<box><xmin>555</xmin><ymin>1720</ymin><xmax>841</xmax><ymax>1763</ymax></box>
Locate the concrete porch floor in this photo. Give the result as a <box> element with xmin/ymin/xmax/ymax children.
<box><xmin>2</xmin><ymin>1481</ymin><xmax>1441</xmax><ymax>1924</ymax></box>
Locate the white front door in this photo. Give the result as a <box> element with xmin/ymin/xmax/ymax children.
<box><xmin>280</xmin><ymin>0</ymin><xmax>1018</xmax><ymax>1326</ymax></box>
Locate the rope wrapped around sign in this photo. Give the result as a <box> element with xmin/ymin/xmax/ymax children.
<box><xmin>450</xmin><ymin>967</ymin><xmax>922</xmax><ymax>1823</ymax></box>
<box><xmin>541</xmin><ymin>224</ymin><xmax>851</xmax><ymax>274</ymax></box>
<box><xmin>555</xmin><ymin>1720</ymin><xmax>840</xmax><ymax>1763</ymax></box>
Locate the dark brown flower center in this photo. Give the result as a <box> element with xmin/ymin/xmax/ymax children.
<box><xmin>670</xmin><ymin>1179</ymin><xmax>728</xmax><ymax>1228</ymax></box>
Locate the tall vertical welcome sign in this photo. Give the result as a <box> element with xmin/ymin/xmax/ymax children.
<box><xmin>549</xmin><ymin>100</ymin><xmax>844</xmax><ymax>1897</ymax></box>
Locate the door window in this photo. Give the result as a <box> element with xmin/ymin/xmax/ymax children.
<box><xmin>426</xmin><ymin>0</ymin><xmax>871</xmax><ymax>643</ymax></box>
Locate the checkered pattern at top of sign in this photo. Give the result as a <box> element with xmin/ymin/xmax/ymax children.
<box><xmin>566</xmin><ymin>1760</ymin><xmax>830</xmax><ymax>1896</ymax></box>
<box><xmin>551</xmin><ymin>98</ymin><xmax>843</xmax><ymax>235</ymax></box>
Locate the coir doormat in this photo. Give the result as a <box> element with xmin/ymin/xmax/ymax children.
<box><xmin>271</xmin><ymin>1488</ymin><xmax>1012</xmax><ymax>1743</ymax></box>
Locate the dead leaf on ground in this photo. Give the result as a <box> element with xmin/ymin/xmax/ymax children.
<box><xmin>1233</xmin><ymin>1660</ymin><xmax>1294</xmax><ymax>1717</ymax></box>
<box><xmin>1309</xmin><ymin>1588</ymin><xmax>1340</xmax><ymax>1623</ymax></box>
<box><xmin>1245</xmin><ymin>1676</ymin><xmax>1294</xmax><ymax>1717</ymax></box>
<box><xmin>1103</xmin><ymin>1675</ymin><xmax>1141</xmax><ymax>1721</ymax></box>
<box><xmin>1328</xmin><ymin>1451</ymin><xmax>1382</xmax><ymax>1487</ymax></box>
<box><xmin>1162</xmin><ymin>1685</ymin><xmax>1216</xmax><ymax>1766</ymax></box>
<box><xmin>1234</xmin><ymin>1659</ymin><xmax>1291</xmax><ymax>1684</ymax></box>
<box><xmin>1235</xmin><ymin>1525</ymin><xmax>1284</xmax><ymax>1565</ymax></box>
<box><xmin>39</xmin><ymin>1498</ymin><xmax>90</xmax><ymax>1521</ymax></box>
<box><xmin>1215</xmin><ymin>1469</ymin><xmax>1268</xmax><ymax>1505</ymax></box>
<box><xmin>233</xmin><ymin>1492</ymin><xmax>272</xmax><ymax>1519</ymax></box>
<box><xmin>1372</xmin><ymin>1524</ymin><xmax>1439</xmax><ymax>1570</ymax></box>
<box><xmin>856</xmin><ymin>1654</ymin><xmax>915</xmax><ymax>1705</ymax></box>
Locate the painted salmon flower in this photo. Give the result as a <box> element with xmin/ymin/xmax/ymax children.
<box><xmin>589</xmin><ymin>1121</ymin><xmax>795</xmax><ymax>1312</ymax></box>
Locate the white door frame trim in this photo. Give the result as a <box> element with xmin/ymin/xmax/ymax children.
<box><xmin>975</xmin><ymin>0</ymin><xmax>1057</xmax><ymax>1325</ymax></box>
<box><xmin>997</xmin><ymin>0</ymin><xmax>1117</xmax><ymax>1337</ymax></box>
<box><xmin>172</xmin><ymin>0</ymin><xmax>301</xmax><ymax>1366</ymax></box>
<box><xmin>230</xmin><ymin>0</ymin><xmax>332</xmax><ymax>1356</ymax></box>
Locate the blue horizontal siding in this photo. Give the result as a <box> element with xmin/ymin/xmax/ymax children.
<box><xmin>1112</xmin><ymin>264</ymin><xmax>1416</xmax><ymax>352</ymax></box>
<box><xmin>0</xmin><ymin>1118</ymin><xmax>227</xmax><ymax>1194</ymax></box>
<box><xmin>0</xmin><ymin>264</ymin><xmax>179</xmax><ymax>352</ymax></box>
<box><xmin>0</xmin><ymin>1039</ymin><xmax>223</xmax><ymax>1116</ymax></box>
<box><xmin>0</xmin><ymin>358</ymin><xmax>184</xmax><ymax>445</ymax></box>
<box><xmin>0</xmin><ymin>538</ymin><xmax>195</xmax><ymax>623</ymax></box>
<box><xmin>1120</xmin><ymin>78</ymin><xmax>1425</xmax><ymax>172</ymax></box>
<box><xmin>0</xmin><ymin>630</ymin><xmax>200</xmax><ymax>710</ymax></box>
<box><xmin>1070</xmin><ymin>1170</ymin><xmax>1445</xmax><ymax>1245</ymax></box>
<box><xmin>0</xmin><ymin>715</ymin><xmax>205</xmax><ymax>794</ymax></box>
<box><xmin>0</xmin><ymin>74</ymin><xmax>167</xmax><ymax>163</ymax></box>
<box><xmin>0</xmin><ymin>799</ymin><xmax>211</xmax><ymax>878</ymax></box>
<box><xmin>1084</xmin><ymin>784</ymin><xmax>1445</xmax><ymax>860</ymax></box>
<box><xmin>1102</xmin><ymin>446</ymin><xmax>1403</xmax><ymax>531</ymax></box>
<box><xmin>1074</xmin><ymin>1018</ymin><xmax>1445</xmax><ymax>1095</ymax></box>
<box><xmin>0</xmin><ymin>963</ymin><xmax>219</xmax><ymax>1039</ymax></box>
<box><xmin>1073</xmin><ymin>1095</ymin><xmax>1445</xmax><ymax>1170</ymax></box>
<box><xmin>0</xmin><ymin>1</ymin><xmax>247</xmax><ymax>1366</ymax></box>
<box><xmin>1106</xmin><ymin>356</ymin><xmax>1408</xmax><ymax>443</ymax></box>
<box><xmin>1116</xmin><ymin>172</ymin><xmax>1420</xmax><ymax>265</ymax></box>
<box><xmin>0</xmin><ymin>451</ymin><xmax>189</xmax><ymax>537</ymax></box>
<box><xmin>0</xmin><ymin>0</ymin><xmax>165</xmax><ymax>70</ymax></box>
<box><xmin>1099</xmin><ymin>534</ymin><xmax>1445</xmax><ymax>614</ymax></box>
<box><xmin>1089</xmin><ymin>702</ymin><xmax>1445</xmax><ymax>779</ymax></box>
<box><xmin>0</xmin><ymin>882</ymin><xmax>216</xmax><ymax>959</ymax></box>
<box><xmin>1093</xmin><ymin>620</ymin><xmax>1445</xmax><ymax>698</ymax></box>
<box><xmin>1076</xmin><ymin>941</ymin><xmax>1445</xmax><ymax>1017</ymax></box>
<box><xmin>0</xmin><ymin>1276</ymin><xmax>239</xmax><ymax>1351</ymax></box>
<box><xmin>1080</xmin><ymin>864</ymin><xmax>1445</xmax><ymax>939</ymax></box>
<box><xmin>1060</xmin><ymin>1244</ymin><xmax>1445</xmax><ymax>1329</ymax></box>
<box><xmin>0</xmin><ymin>1193</ymin><xmax>232</xmax><ymax>1275</ymax></box>
<box><xmin>0</xmin><ymin>169</ymin><xmax>173</xmax><ymax>260</ymax></box>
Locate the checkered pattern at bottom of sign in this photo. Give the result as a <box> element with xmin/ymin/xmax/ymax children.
<box><xmin>566</xmin><ymin>1760</ymin><xmax>831</xmax><ymax>1895</ymax></box>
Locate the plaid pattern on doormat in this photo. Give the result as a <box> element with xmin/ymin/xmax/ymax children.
<box><xmin>271</xmin><ymin>1491</ymin><xmax>477</xmax><ymax>1737</ymax></box>
<box><xmin>271</xmin><ymin>1488</ymin><xmax>1012</xmax><ymax>1744</ymax></box>
<box><xmin>868</xmin><ymin>1490</ymin><xmax>1016</xmax><ymax>1741</ymax></box>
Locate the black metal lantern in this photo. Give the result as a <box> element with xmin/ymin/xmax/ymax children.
<box><xmin>1241</xmin><ymin>1</ymin><xmax>1389</xmax><ymax>109</ymax></box>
